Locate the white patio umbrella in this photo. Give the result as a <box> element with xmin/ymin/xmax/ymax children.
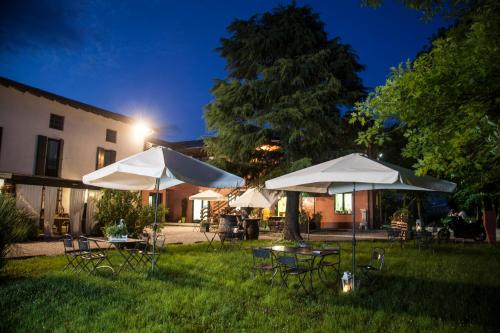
<box><xmin>265</xmin><ymin>153</ymin><xmax>456</xmax><ymax>290</ymax></box>
<box><xmin>189</xmin><ymin>189</ymin><xmax>226</xmax><ymax>201</ymax></box>
<box><xmin>83</xmin><ymin>146</ymin><xmax>244</xmax><ymax>270</ymax></box>
<box><xmin>229</xmin><ymin>188</ymin><xmax>279</xmax><ymax>208</ymax></box>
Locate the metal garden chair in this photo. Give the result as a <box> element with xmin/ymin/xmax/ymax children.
<box><xmin>358</xmin><ymin>247</ymin><xmax>385</xmax><ymax>285</ymax></box>
<box><xmin>139</xmin><ymin>233</ymin><xmax>166</xmax><ymax>269</ymax></box>
<box><xmin>276</xmin><ymin>254</ymin><xmax>313</xmax><ymax>293</ymax></box>
<box><xmin>77</xmin><ymin>236</ymin><xmax>110</xmax><ymax>274</ymax></box>
<box><xmin>387</xmin><ymin>228</ymin><xmax>405</xmax><ymax>248</ymax></box>
<box><xmin>414</xmin><ymin>230</ymin><xmax>435</xmax><ymax>252</ymax></box>
<box><xmin>251</xmin><ymin>248</ymin><xmax>278</xmax><ymax>286</ymax></box>
<box><xmin>125</xmin><ymin>232</ymin><xmax>150</xmax><ymax>267</ymax></box>
<box><xmin>219</xmin><ymin>228</ymin><xmax>244</xmax><ymax>251</ymax></box>
<box><xmin>62</xmin><ymin>234</ymin><xmax>82</xmax><ymax>272</ymax></box>
<box><xmin>316</xmin><ymin>241</ymin><xmax>341</xmax><ymax>285</ymax></box>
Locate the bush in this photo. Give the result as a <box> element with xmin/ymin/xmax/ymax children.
<box><xmin>95</xmin><ymin>189</ymin><xmax>168</xmax><ymax>237</ymax></box>
<box><xmin>0</xmin><ymin>194</ymin><xmax>37</xmax><ymax>268</ymax></box>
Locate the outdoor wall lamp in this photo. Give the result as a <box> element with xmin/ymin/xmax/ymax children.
<box><xmin>133</xmin><ymin>122</ymin><xmax>154</xmax><ymax>139</ymax></box>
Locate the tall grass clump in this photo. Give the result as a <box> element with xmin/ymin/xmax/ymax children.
<box><xmin>0</xmin><ymin>193</ymin><xmax>36</xmax><ymax>268</ymax></box>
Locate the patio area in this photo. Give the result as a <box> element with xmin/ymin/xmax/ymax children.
<box><xmin>6</xmin><ymin>225</ymin><xmax>389</xmax><ymax>258</ymax></box>
<box><xmin>1</xmin><ymin>240</ymin><xmax>499</xmax><ymax>332</ymax></box>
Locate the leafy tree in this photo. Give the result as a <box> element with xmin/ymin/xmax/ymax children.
<box><xmin>205</xmin><ymin>3</ymin><xmax>365</xmax><ymax>240</ymax></box>
<box><xmin>351</xmin><ymin>1</ymin><xmax>500</xmax><ymax>220</ymax></box>
<box><xmin>362</xmin><ymin>0</ymin><xmax>482</xmax><ymax>19</ymax></box>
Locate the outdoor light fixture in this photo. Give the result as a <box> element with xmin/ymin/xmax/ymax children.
<box><xmin>416</xmin><ymin>219</ymin><xmax>422</xmax><ymax>232</ymax></box>
<box><xmin>133</xmin><ymin>122</ymin><xmax>154</xmax><ymax>138</ymax></box>
<box><xmin>341</xmin><ymin>271</ymin><xmax>353</xmax><ymax>293</ymax></box>
<box><xmin>258</xmin><ymin>144</ymin><xmax>280</xmax><ymax>152</ymax></box>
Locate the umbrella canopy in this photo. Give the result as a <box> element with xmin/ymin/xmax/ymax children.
<box><xmin>83</xmin><ymin>146</ymin><xmax>244</xmax><ymax>271</ymax></box>
<box><xmin>265</xmin><ymin>153</ymin><xmax>456</xmax><ymax>194</ymax></box>
<box><xmin>83</xmin><ymin>146</ymin><xmax>245</xmax><ymax>190</ymax></box>
<box><xmin>189</xmin><ymin>190</ymin><xmax>226</xmax><ymax>201</ymax></box>
<box><xmin>229</xmin><ymin>188</ymin><xmax>280</xmax><ymax>208</ymax></box>
<box><xmin>265</xmin><ymin>153</ymin><xmax>456</xmax><ymax>291</ymax></box>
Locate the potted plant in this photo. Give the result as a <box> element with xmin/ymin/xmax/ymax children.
<box><xmin>104</xmin><ymin>219</ymin><xmax>128</xmax><ymax>241</ymax></box>
<box><xmin>310</xmin><ymin>212</ymin><xmax>322</xmax><ymax>230</ymax></box>
<box><xmin>299</xmin><ymin>211</ymin><xmax>310</xmax><ymax>233</ymax></box>
<box><xmin>181</xmin><ymin>198</ymin><xmax>188</xmax><ymax>223</ymax></box>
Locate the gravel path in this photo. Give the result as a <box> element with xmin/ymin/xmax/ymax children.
<box><xmin>6</xmin><ymin>225</ymin><xmax>388</xmax><ymax>258</ymax></box>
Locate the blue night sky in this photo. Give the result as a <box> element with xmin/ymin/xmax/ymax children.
<box><xmin>0</xmin><ymin>0</ymin><xmax>450</xmax><ymax>142</ymax></box>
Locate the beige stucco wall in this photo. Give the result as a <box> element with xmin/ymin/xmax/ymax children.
<box><xmin>0</xmin><ymin>85</ymin><xmax>145</xmax><ymax>180</ymax></box>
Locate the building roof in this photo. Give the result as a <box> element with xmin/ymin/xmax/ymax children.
<box><xmin>147</xmin><ymin>138</ymin><xmax>205</xmax><ymax>150</ymax></box>
<box><xmin>0</xmin><ymin>76</ymin><xmax>136</xmax><ymax>125</ymax></box>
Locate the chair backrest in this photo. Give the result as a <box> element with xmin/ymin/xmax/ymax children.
<box><xmin>253</xmin><ymin>248</ymin><xmax>271</xmax><ymax>259</ymax></box>
<box><xmin>277</xmin><ymin>255</ymin><xmax>297</xmax><ymax>268</ymax></box>
<box><xmin>137</xmin><ymin>232</ymin><xmax>149</xmax><ymax>251</ymax></box>
<box><xmin>388</xmin><ymin>228</ymin><xmax>401</xmax><ymax>237</ymax></box>
<box><xmin>78</xmin><ymin>237</ymin><xmax>91</xmax><ymax>252</ymax></box>
<box><xmin>370</xmin><ymin>247</ymin><xmax>385</xmax><ymax>271</ymax></box>
<box><xmin>154</xmin><ymin>233</ymin><xmax>166</xmax><ymax>250</ymax></box>
<box><xmin>321</xmin><ymin>241</ymin><xmax>340</xmax><ymax>251</ymax></box>
<box><xmin>252</xmin><ymin>248</ymin><xmax>273</xmax><ymax>267</ymax></box>
<box><xmin>62</xmin><ymin>234</ymin><xmax>75</xmax><ymax>253</ymax></box>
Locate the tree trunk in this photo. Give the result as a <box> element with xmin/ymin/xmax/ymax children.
<box><xmin>283</xmin><ymin>191</ymin><xmax>302</xmax><ymax>241</ymax></box>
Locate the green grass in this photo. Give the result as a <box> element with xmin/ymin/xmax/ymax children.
<box><xmin>1</xmin><ymin>241</ymin><xmax>500</xmax><ymax>332</ymax></box>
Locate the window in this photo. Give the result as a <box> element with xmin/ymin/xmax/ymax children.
<box><xmin>148</xmin><ymin>193</ymin><xmax>163</xmax><ymax>206</ymax></box>
<box><xmin>49</xmin><ymin>114</ymin><xmax>64</xmax><ymax>131</ymax></box>
<box><xmin>335</xmin><ymin>193</ymin><xmax>352</xmax><ymax>214</ymax></box>
<box><xmin>192</xmin><ymin>199</ymin><xmax>208</xmax><ymax>221</ymax></box>
<box><xmin>96</xmin><ymin>147</ymin><xmax>116</xmax><ymax>169</ymax></box>
<box><xmin>34</xmin><ymin>135</ymin><xmax>63</xmax><ymax>177</ymax></box>
<box><xmin>106</xmin><ymin>129</ymin><xmax>117</xmax><ymax>143</ymax></box>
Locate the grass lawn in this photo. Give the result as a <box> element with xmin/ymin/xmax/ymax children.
<box><xmin>1</xmin><ymin>240</ymin><xmax>499</xmax><ymax>332</ymax></box>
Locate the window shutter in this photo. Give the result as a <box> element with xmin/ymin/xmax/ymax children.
<box><xmin>35</xmin><ymin>135</ymin><xmax>48</xmax><ymax>175</ymax></box>
<box><xmin>0</xmin><ymin>127</ymin><xmax>3</xmax><ymax>161</ymax></box>
<box><xmin>109</xmin><ymin>150</ymin><xmax>116</xmax><ymax>164</ymax></box>
<box><xmin>57</xmin><ymin>139</ymin><xmax>64</xmax><ymax>177</ymax></box>
<box><xmin>96</xmin><ymin>147</ymin><xmax>105</xmax><ymax>169</ymax></box>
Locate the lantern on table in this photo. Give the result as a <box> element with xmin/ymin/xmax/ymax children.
<box><xmin>341</xmin><ymin>271</ymin><xmax>353</xmax><ymax>293</ymax></box>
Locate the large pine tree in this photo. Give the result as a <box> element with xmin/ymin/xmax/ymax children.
<box><xmin>204</xmin><ymin>3</ymin><xmax>365</xmax><ymax>240</ymax></box>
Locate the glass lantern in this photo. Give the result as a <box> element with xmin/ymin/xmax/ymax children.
<box><xmin>341</xmin><ymin>271</ymin><xmax>353</xmax><ymax>293</ymax></box>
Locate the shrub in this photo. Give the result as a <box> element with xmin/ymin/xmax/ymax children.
<box><xmin>95</xmin><ymin>189</ymin><xmax>168</xmax><ymax>237</ymax></box>
<box><xmin>0</xmin><ymin>194</ymin><xmax>37</xmax><ymax>268</ymax></box>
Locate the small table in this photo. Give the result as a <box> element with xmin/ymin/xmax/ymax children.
<box><xmin>87</xmin><ymin>237</ymin><xmax>147</xmax><ymax>273</ymax></box>
<box><xmin>202</xmin><ymin>230</ymin><xmax>219</xmax><ymax>251</ymax></box>
<box><xmin>270</xmin><ymin>245</ymin><xmax>340</xmax><ymax>288</ymax></box>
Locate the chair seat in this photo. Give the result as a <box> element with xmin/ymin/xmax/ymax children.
<box><xmin>81</xmin><ymin>253</ymin><xmax>106</xmax><ymax>260</ymax></box>
<box><xmin>359</xmin><ymin>264</ymin><xmax>377</xmax><ymax>271</ymax></box>
<box><xmin>254</xmin><ymin>263</ymin><xmax>275</xmax><ymax>271</ymax></box>
<box><xmin>319</xmin><ymin>260</ymin><xmax>339</xmax><ymax>267</ymax></box>
<box><xmin>282</xmin><ymin>267</ymin><xmax>310</xmax><ymax>275</ymax></box>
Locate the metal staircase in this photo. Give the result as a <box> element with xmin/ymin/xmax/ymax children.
<box><xmin>200</xmin><ymin>188</ymin><xmax>242</xmax><ymax>220</ymax></box>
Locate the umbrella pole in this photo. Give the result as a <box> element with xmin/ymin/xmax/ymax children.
<box><xmin>151</xmin><ymin>178</ymin><xmax>160</xmax><ymax>271</ymax></box>
<box><xmin>352</xmin><ymin>182</ymin><xmax>356</xmax><ymax>291</ymax></box>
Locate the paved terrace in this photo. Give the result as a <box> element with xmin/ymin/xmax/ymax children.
<box><xmin>7</xmin><ymin>223</ymin><xmax>388</xmax><ymax>258</ymax></box>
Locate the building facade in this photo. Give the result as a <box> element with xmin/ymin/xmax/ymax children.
<box><xmin>0</xmin><ymin>77</ymin><xmax>146</xmax><ymax>236</ymax></box>
<box><xmin>0</xmin><ymin>76</ymin><xmax>377</xmax><ymax>236</ymax></box>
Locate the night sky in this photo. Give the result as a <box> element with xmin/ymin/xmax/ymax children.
<box><xmin>0</xmin><ymin>0</ymin><xmax>449</xmax><ymax>142</ymax></box>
